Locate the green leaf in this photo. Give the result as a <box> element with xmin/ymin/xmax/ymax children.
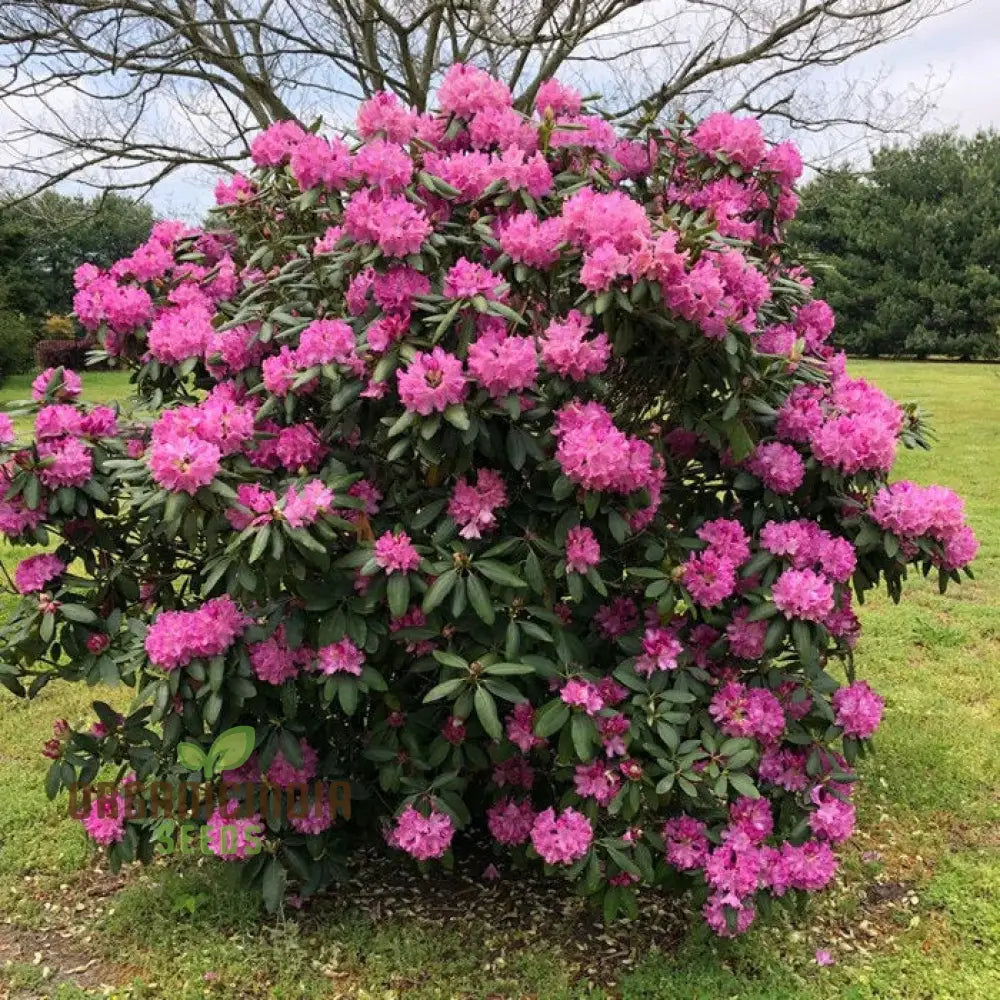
<box><xmin>57</xmin><ymin>603</ymin><xmax>96</xmax><ymax>625</ymax></box>
<box><xmin>433</xmin><ymin>649</ymin><xmax>469</xmax><ymax>670</ymax></box>
<box><xmin>466</xmin><ymin>573</ymin><xmax>495</xmax><ymax>624</ymax></box>
<box><xmin>728</xmin><ymin>772</ymin><xmax>760</xmax><ymax>799</ymax></box>
<box><xmin>725</xmin><ymin>419</ymin><xmax>755</xmax><ymax>462</ymax></box>
<box><xmin>534</xmin><ymin>698</ymin><xmax>570</xmax><ymax>738</ymax></box>
<box><xmin>262</xmin><ymin>856</ymin><xmax>285</xmax><ymax>912</ymax></box>
<box><xmin>422</xmin><ymin>569</ymin><xmax>458</xmax><ymax>613</ymax></box>
<box><xmin>571</xmin><ymin>713</ymin><xmax>595</xmax><ymax>761</ymax></box>
<box><xmin>249</xmin><ymin>526</ymin><xmax>271</xmax><ymax>563</ymax></box>
<box><xmin>338</xmin><ymin>679</ymin><xmax>359</xmax><ymax>715</ymax></box>
<box><xmin>475</xmin><ymin>560</ymin><xmax>527</xmax><ymax>588</ymax></box>
<box><xmin>483</xmin><ymin>662</ymin><xmax>535</xmax><ymax>676</ymax></box>
<box><xmin>524</xmin><ymin>548</ymin><xmax>544</xmax><ymax>595</ymax></box>
<box><xmin>506</xmin><ymin>429</ymin><xmax>527</xmax><ymax>470</ymax></box>
<box><xmin>205</xmin><ymin>726</ymin><xmax>256</xmax><ymax>777</ymax></box>
<box><xmin>443</xmin><ymin>404</ymin><xmax>470</xmax><ymax>431</ymax></box>
<box><xmin>423</xmin><ymin>678</ymin><xmax>467</xmax><ymax>703</ymax></box>
<box><xmin>387</xmin><ymin>573</ymin><xmax>411</xmax><ymax>619</ymax></box>
<box><xmin>474</xmin><ymin>686</ymin><xmax>502</xmax><ymax>739</ymax></box>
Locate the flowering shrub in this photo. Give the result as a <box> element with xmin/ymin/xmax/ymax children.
<box><xmin>0</xmin><ymin>65</ymin><xmax>978</xmax><ymax>933</ymax></box>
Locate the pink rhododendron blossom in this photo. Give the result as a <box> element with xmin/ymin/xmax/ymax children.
<box><xmin>747</xmin><ymin>441</ymin><xmax>805</xmax><ymax>494</ymax></box>
<box><xmin>565</xmin><ymin>525</ymin><xmax>601</xmax><ymax>574</ymax></box>
<box><xmin>808</xmin><ymin>787</ymin><xmax>856</xmax><ymax>843</ymax></box>
<box><xmin>144</xmin><ymin>596</ymin><xmax>247</xmax><ymax>670</ymax></box>
<box><xmin>487</xmin><ymin>797</ymin><xmax>536</xmax><ymax>845</ymax></box>
<box><xmin>530</xmin><ymin>807</ymin><xmax>593</xmax><ymax>864</ymax></box>
<box><xmin>283</xmin><ymin>480</ymin><xmax>334</xmax><ymax>528</ymax></box>
<box><xmin>574</xmin><ymin>759</ymin><xmax>622</xmax><ymax>806</ymax></box>
<box><xmin>397</xmin><ymin>347</ymin><xmax>467</xmax><ymax>415</ymax></box>
<box><xmin>290</xmin><ymin>798</ymin><xmax>335</xmax><ymax>836</ymax></box>
<box><xmin>832</xmin><ymin>681</ymin><xmax>884</xmax><ymax>739</ymax></box>
<box><xmin>663</xmin><ymin>816</ymin><xmax>709</xmax><ymax>870</ymax></box>
<box><xmin>32</xmin><ymin>368</ymin><xmax>82</xmax><ymax>402</ymax></box>
<box><xmin>206</xmin><ymin>807</ymin><xmax>264</xmax><ymax>860</ymax></box>
<box><xmin>14</xmin><ymin>554</ymin><xmax>65</xmax><ymax>594</ymax></box>
<box><xmin>772</xmin><ymin>568</ymin><xmax>835</xmax><ymax>622</ymax></box>
<box><xmin>682</xmin><ymin>549</ymin><xmax>737</xmax><ymax>607</ymax></box>
<box><xmin>149</xmin><ymin>434</ymin><xmax>221</xmax><ymax>494</ymax></box>
<box><xmin>374</xmin><ymin>530</ymin><xmax>421</xmax><ymax>574</ymax></box>
<box><xmin>560</xmin><ymin>678</ymin><xmax>604</xmax><ymax>715</ymax></box>
<box><xmin>266</xmin><ymin>740</ymin><xmax>318</xmax><ymax>786</ymax></box>
<box><xmin>467</xmin><ymin>329</ymin><xmax>537</xmax><ymax>398</ymax></box>
<box><xmin>388</xmin><ymin>806</ymin><xmax>455</xmax><ymax>860</ymax></box>
<box><xmin>317</xmin><ymin>638</ymin><xmax>365</xmax><ymax>676</ymax></box>
<box><xmin>635</xmin><ymin>626</ymin><xmax>683</xmax><ymax>675</ymax></box>
<box><xmin>37</xmin><ymin>437</ymin><xmax>93</xmax><ymax>488</ymax></box>
<box><xmin>506</xmin><ymin>702</ymin><xmax>545</xmax><ymax>753</ymax></box>
<box><xmin>82</xmin><ymin>791</ymin><xmax>127</xmax><ymax>845</ymax></box>
<box><xmin>539</xmin><ymin>311</ymin><xmax>610</xmax><ymax>380</ymax></box>
<box><xmin>249</xmin><ymin>627</ymin><xmax>305</xmax><ymax>685</ymax></box>
<box><xmin>448</xmin><ymin>468</ymin><xmax>507</xmax><ymax>538</ymax></box>
<box><xmin>553</xmin><ymin>401</ymin><xmax>659</xmax><ymax>495</ymax></box>
<box><xmin>595</xmin><ymin>596</ymin><xmax>639</xmax><ymax>638</ymax></box>
<box><xmin>709</xmin><ymin>682</ymin><xmax>785</xmax><ymax>743</ymax></box>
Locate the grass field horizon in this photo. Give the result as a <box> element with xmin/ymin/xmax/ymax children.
<box><xmin>1</xmin><ymin>361</ymin><xmax>997</xmax><ymax>999</ymax></box>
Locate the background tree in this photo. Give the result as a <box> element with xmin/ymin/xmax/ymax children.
<box><xmin>0</xmin><ymin>191</ymin><xmax>155</xmax><ymax>319</ymax></box>
<box><xmin>790</xmin><ymin>131</ymin><xmax>1000</xmax><ymax>360</ymax></box>
<box><xmin>0</xmin><ymin>191</ymin><xmax>153</xmax><ymax>377</ymax></box>
<box><xmin>0</xmin><ymin>1</ymin><xmax>955</xmax><ymax>199</ymax></box>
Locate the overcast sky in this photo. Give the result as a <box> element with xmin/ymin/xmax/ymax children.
<box><xmin>128</xmin><ymin>0</ymin><xmax>1000</xmax><ymax>220</ymax></box>
<box><xmin>858</xmin><ymin>0</ymin><xmax>999</xmax><ymax>136</ymax></box>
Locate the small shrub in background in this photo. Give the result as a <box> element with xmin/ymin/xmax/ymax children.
<box><xmin>33</xmin><ymin>337</ymin><xmax>93</xmax><ymax>372</ymax></box>
<box><xmin>43</xmin><ymin>314</ymin><xmax>76</xmax><ymax>339</ymax></box>
<box><xmin>0</xmin><ymin>66</ymin><xmax>978</xmax><ymax>935</ymax></box>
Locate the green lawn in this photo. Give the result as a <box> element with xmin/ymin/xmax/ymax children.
<box><xmin>1</xmin><ymin>363</ymin><xmax>997</xmax><ymax>999</ymax></box>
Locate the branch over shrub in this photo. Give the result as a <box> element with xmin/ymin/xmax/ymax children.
<box><xmin>0</xmin><ymin>66</ymin><xmax>978</xmax><ymax>934</ymax></box>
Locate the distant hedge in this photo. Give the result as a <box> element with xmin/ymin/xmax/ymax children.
<box><xmin>789</xmin><ymin>131</ymin><xmax>1000</xmax><ymax>360</ymax></box>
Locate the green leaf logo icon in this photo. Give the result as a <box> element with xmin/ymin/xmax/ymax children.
<box><xmin>177</xmin><ymin>742</ymin><xmax>208</xmax><ymax>773</ymax></box>
<box><xmin>176</xmin><ymin>726</ymin><xmax>256</xmax><ymax>779</ymax></box>
<box><xmin>205</xmin><ymin>726</ymin><xmax>256</xmax><ymax>778</ymax></box>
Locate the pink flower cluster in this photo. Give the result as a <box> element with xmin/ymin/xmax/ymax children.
<box><xmin>448</xmin><ymin>468</ymin><xmax>507</xmax><ymax>538</ymax></box>
<box><xmin>871</xmin><ymin>481</ymin><xmax>978</xmax><ymax>570</ymax></box>
<box><xmin>539</xmin><ymin>311</ymin><xmax>610</xmax><ymax>380</ymax></box>
<box><xmin>565</xmin><ymin>525</ymin><xmax>601</xmax><ymax>574</ymax></box>
<box><xmin>14</xmin><ymin>554</ymin><xmax>66</xmax><ymax>594</ymax></box>
<box><xmin>553</xmin><ymin>401</ymin><xmax>659</xmax><ymax>497</ymax></box>
<box><xmin>530</xmin><ymin>806</ymin><xmax>593</xmax><ymax>864</ymax></box>
<box><xmin>374</xmin><ymin>530</ymin><xmax>421</xmax><ymax>574</ymax></box>
<box><xmin>144</xmin><ymin>596</ymin><xmax>248</xmax><ymax>670</ymax></box>
<box><xmin>709</xmin><ymin>682</ymin><xmax>785</xmax><ymax>743</ymax></box>
<box><xmin>397</xmin><ymin>347</ymin><xmax>467</xmax><ymax>415</ymax></box>
<box><xmin>833</xmin><ymin>681</ymin><xmax>884</xmax><ymax>739</ymax></box>
<box><xmin>388</xmin><ymin>806</ymin><xmax>455</xmax><ymax>860</ymax></box>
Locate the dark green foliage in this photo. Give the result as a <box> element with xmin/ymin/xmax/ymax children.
<box><xmin>0</xmin><ymin>309</ymin><xmax>39</xmax><ymax>377</ymax></box>
<box><xmin>789</xmin><ymin>131</ymin><xmax>1000</xmax><ymax>360</ymax></box>
<box><xmin>0</xmin><ymin>191</ymin><xmax>155</xmax><ymax>322</ymax></box>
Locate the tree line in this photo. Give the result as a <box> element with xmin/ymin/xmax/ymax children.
<box><xmin>790</xmin><ymin>131</ymin><xmax>1000</xmax><ymax>361</ymax></box>
<box><xmin>0</xmin><ymin>192</ymin><xmax>153</xmax><ymax>375</ymax></box>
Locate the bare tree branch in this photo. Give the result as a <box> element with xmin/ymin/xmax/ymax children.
<box><xmin>0</xmin><ymin>0</ymin><xmax>964</xmax><ymax>200</ymax></box>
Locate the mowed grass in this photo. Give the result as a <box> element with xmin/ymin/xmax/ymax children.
<box><xmin>0</xmin><ymin>362</ymin><xmax>998</xmax><ymax>999</ymax></box>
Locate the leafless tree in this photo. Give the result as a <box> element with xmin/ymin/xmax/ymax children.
<box><xmin>0</xmin><ymin>1</ymin><xmax>962</xmax><ymax>200</ymax></box>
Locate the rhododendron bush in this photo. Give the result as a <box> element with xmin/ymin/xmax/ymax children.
<box><xmin>0</xmin><ymin>65</ymin><xmax>978</xmax><ymax>934</ymax></box>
